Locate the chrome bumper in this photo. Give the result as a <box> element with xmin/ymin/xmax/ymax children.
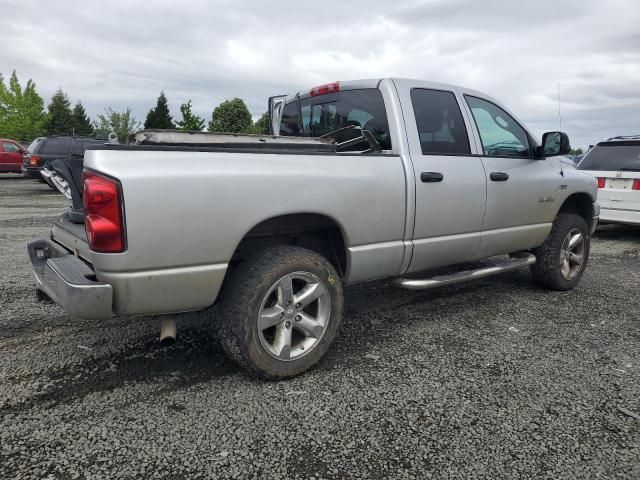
<box><xmin>27</xmin><ymin>238</ymin><xmax>113</xmax><ymax>320</ymax></box>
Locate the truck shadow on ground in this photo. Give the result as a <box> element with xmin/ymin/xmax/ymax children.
<box><xmin>3</xmin><ymin>266</ymin><xmax>572</xmax><ymax>412</ymax></box>
<box><xmin>2</xmin><ymin>322</ymin><xmax>241</xmax><ymax>414</ymax></box>
<box><xmin>593</xmin><ymin>224</ymin><xmax>640</xmax><ymax>242</ymax></box>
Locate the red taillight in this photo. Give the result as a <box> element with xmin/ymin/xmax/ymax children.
<box><xmin>632</xmin><ymin>179</ymin><xmax>640</xmax><ymax>190</ymax></box>
<box><xmin>596</xmin><ymin>177</ymin><xmax>606</xmax><ymax>189</ymax></box>
<box><xmin>83</xmin><ymin>170</ymin><xmax>125</xmax><ymax>253</ymax></box>
<box><xmin>309</xmin><ymin>81</ymin><xmax>340</xmax><ymax>97</ymax></box>
<box><xmin>30</xmin><ymin>155</ymin><xmax>41</xmax><ymax>166</ymax></box>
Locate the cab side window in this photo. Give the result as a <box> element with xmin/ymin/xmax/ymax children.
<box><xmin>410</xmin><ymin>89</ymin><xmax>470</xmax><ymax>155</ymax></box>
<box><xmin>465</xmin><ymin>96</ymin><xmax>531</xmax><ymax>158</ymax></box>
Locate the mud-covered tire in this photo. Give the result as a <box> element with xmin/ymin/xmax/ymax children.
<box><xmin>531</xmin><ymin>212</ymin><xmax>590</xmax><ymax>291</ymax></box>
<box><xmin>217</xmin><ymin>245</ymin><xmax>343</xmax><ymax>379</ymax></box>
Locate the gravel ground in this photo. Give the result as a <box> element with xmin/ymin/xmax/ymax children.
<box><xmin>1</xmin><ymin>175</ymin><xmax>639</xmax><ymax>479</ymax></box>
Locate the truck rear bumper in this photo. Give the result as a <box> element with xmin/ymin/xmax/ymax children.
<box><xmin>28</xmin><ymin>235</ymin><xmax>228</xmax><ymax>319</ymax></box>
<box><xmin>27</xmin><ymin>238</ymin><xmax>113</xmax><ymax>320</ymax></box>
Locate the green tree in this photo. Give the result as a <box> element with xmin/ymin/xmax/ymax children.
<box><xmin>94</xmin><ymin>107</ymin><xmax>141</xmax><ymax>143</ymax></box>
<box><xmin>247</xmin><ymin>112</ymin><xmax>270</xmax><ymax>135</ymax></box>
<box><xmin>0</xmin><ymin>73</ymin><xmax>7</xmax><ymax>127</ymax></box>
<box><xmin>71</xmin><ymin>101</ymin><xmax>94</xmax><ymax>136</ymax></box>
<box><xmin>144</xmin><ymin>91</ymin><xmax>174</xmax><ymax>129</ymax></box>
<box><xmin>569</xmin><ymin>147</ymin><xmax>584</xmax><ymax>155</ymax></box>
<box><xmin>208</xmin><ymin>98</ymin><xmax>252</xmax><ymax>133</ymax></box>
<box><xmin>176</xmin><ymin>100</ymin><xmax>205</xmax><ymax>131</ymax></box>
<box><xmin>45</xmin><ymin>88</ymin><xmax>74</xmax><ymax>136</ymax></box>
<box><xmin>0</xmin><ymin>70</ymin><xmax>47</xmax><ymax>142</ymax></box>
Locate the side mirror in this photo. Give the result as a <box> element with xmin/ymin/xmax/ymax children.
<box><xmin>538</xmin><ymin>131</ymin><xmax>570</xmax><ymax>157</ymax></box>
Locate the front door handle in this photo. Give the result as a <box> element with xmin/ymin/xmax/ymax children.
<box><xmin>421</xmin><ymin>172</ymin><xmax>444</xmax><ymax>183</ymax></box>
<box><xmin>490</xmin><ymin>172</ymin><xmax>509</xmax><ymax>182</ymax></box>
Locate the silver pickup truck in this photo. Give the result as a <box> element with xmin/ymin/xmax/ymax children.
<box><xmin>28</xmin><ymin>78</ymin><xmax>599</xmax><ymax>378</ymax></box>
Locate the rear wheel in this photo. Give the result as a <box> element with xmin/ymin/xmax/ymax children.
<box><xmin>531</xmin><ymin>212</ymin><xmax>590</xmax><ymax>290</ymax></box>
<box><xmin>218</xmin><ymin>245</ymin><xmax>343</xmax><ymax>379</ymax></box>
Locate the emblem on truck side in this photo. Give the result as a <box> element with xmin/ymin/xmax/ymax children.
<box><xmin>538</xmin><ymin>196</ymin><xmax>555</xmax><ymax>203</ymax></box>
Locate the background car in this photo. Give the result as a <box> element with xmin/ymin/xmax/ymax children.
<box><xmin>22</xmin><ymin>136</ymin><xmax>103</xmax><ymax>182</ymax></box>
<box><xmin>0</xmin><ymin>138</ymin><xmax>27</xmax><ymax>174</ymax></box>
<box><xmin>578</xmin><ymin>135</ymin><xmax>640</xmax><ymax>226</ymax></box>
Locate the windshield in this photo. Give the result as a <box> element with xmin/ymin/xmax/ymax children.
<box><xmin>578</xmin><ymin>142</ymin><xmax>640</xmax><ymax>171</ymax></box>
<box><xmin>279</xmin><ymin>88</ymin><xmax>392</xmax><ymax>150</ymax></box>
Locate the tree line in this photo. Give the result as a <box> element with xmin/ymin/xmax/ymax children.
<box><xmin>0</xmin><ymin>70</ymin><xmax>270</xmax><ymax>144</ymax></box>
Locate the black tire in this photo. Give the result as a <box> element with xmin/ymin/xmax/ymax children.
<box><xmin>531</xmin><ymin>212</ymin><xmax>590</xmax><ymax>291</ymax></box>
<box><xmin>217</xmin><ymin>245</ymin><xmax>343</xmax><ymax>379</ymax></box>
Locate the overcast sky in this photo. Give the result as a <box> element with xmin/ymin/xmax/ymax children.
<box><xmin>2</xmin><ymin>0</ymin><xmax>639</xmax><ymax>148</ymax></box>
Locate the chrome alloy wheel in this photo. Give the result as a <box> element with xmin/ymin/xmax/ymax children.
<box><xmin>257</xmin><ymin>271</ymin><xmax>331</xmax><ymax>361</ymax></box>
<box><xmin>559</xmin><ymin>228</ymin><xmax>586</xmax><ymax>281</ymax></box>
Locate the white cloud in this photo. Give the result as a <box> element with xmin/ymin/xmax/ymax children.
<box><xmin>1</xmin><ymin>0</ymin><xmax>638</xmax><ymax>148</ymax></box>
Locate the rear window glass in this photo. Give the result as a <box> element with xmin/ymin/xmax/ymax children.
<box><xmin>41</xmin><ymin>138</ymin><xmax>72</xmax><ymax>156</ymax></box>
<box><xmin>27</xmin><ymin>138</ymin><xmax>44</xmax><ymax>153</ymax></box>
<box><xmin>279</xmin><ymin>88</ymin><xmax>392</xmax><ymax>150</ymax></box>
<box><xmin>578</xmin><ymin>142</ymin><xmax>640</xmax><ymax>171</ymax></box>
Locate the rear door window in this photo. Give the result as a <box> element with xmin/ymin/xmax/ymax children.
<box><xmin>578</xmin><ymin>142</ymin><xmax>640</xmax><ymax>171</ymax></box>
<box><xmin>41</xmin><ymin>138</ymin><xmax>71</xmax><ymax>156</ymax></box>
<box><xmin>279</xmin><ymin>88</ymin><xmax>392</xmax><ymax>150</ymax></box>
<box><xmin>410</xmin><ymin>89</ymin><xmax>470</xmax><ymax>155</ymax></box>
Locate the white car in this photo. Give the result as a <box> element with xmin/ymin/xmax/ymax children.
<box><xmin>578</xmin><ymin>137</ymin><xmax>640</xmax><ymax>226</ymax></box>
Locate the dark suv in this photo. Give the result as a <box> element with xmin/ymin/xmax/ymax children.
<box><xmin>23</xmin><ymin>136</ymin><xmax>103</xmax><ymax>180</ymax></box>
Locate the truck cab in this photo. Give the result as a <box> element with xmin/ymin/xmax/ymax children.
<box><xmin>271</xmin><ymin>78</ymin><xmax>598</xmax><ymax>274</ymax></box>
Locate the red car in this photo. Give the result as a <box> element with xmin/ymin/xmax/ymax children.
<box><xmin>0</xmin><ymin>139</ymin><xmax>27</xmax><ymax>173</ymax></box>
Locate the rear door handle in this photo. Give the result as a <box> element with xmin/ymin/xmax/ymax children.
<box><xmin>490</xmin><ymin>172</ymin><xmax>509</xmax><ymax>182</ymax></box>
<box><xmin>421</xmin><ymin>172</ymin><xmax>444</xmax><ymax>183</ymax></box>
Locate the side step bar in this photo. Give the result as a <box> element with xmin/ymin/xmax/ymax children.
<box><xmin>392</xmin><ymin>252</ymin><xmax>536</xmax><ymax>290</ymax></box>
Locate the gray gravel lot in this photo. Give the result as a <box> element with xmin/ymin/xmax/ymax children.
<box><xmin>1</xmin><ymin>175</ymin><xmax>639</xmax><ymax>479</ymax></box>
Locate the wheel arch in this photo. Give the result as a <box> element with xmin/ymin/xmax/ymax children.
<box><xmin>229</xmin><ymin>212</ymin><xmax>349</xmax><ymax>278</ymax></box>
<box><xmin>556</xmin><ymin>192</ymin><xmax>596</xmax><ymax>231</ymax></box>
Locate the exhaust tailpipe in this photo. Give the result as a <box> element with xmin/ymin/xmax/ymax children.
<box><xmin>159</xmin><ymin>316</ymin><xmax>177</xmax><ymax>343</ymax></box>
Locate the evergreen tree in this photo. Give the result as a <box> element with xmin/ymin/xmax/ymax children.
<box><xmin>176</xmin><ymin>100</ymin><xmax>205</xmax><ymax>131</ymax></box>
<box><xmin>144</xmin><ymin>91</ymin><xmax>174</xmax><ymax>129</ymax></box>
<box><xmin>0</xmin><ymin>70</ymin><xmax>47</xmax><ymax>141</ymax></box>
<box><xmin>45</xmin><ymin>88</ymin><xmax>74</xmax><ymax>135</ymax></box>
<box><xmin>94</xmin><ymin>107</ymin><xmax>141</xmax><ymax>142</ymax></box>
<box><xmin>207</xmin><ymin>98</ymin><xmax>252</xmax><ymax>133</ymax></box>
<box><xmin>72</xmin><ymin>101</ymin><xmax>94</xmax><ymax>136</ymax></box>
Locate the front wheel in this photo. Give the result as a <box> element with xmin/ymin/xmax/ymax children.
<box><xmin>218</xmin><ymin>245</ymin><xmax>343</xmax><ymax>379</ymax></box>
<box><xmin>531</xmin><ymin>212</ymin><xmax>590</xmax><ymax>291</ymax></box>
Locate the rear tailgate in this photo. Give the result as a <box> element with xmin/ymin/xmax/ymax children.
<box><xmin>590</xmin><ymin>170</ymin><xmax>640</xmax><ymax>212</ymax></box>
<box><xmin>51</xmin><ymin>212</ymin><xmax>91</xmax><ymax>259</ymax></box>
<box><xmin>578</xmin><ymin>141</ymin><xmax>640</xmax><ymax>213</ymax></box>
